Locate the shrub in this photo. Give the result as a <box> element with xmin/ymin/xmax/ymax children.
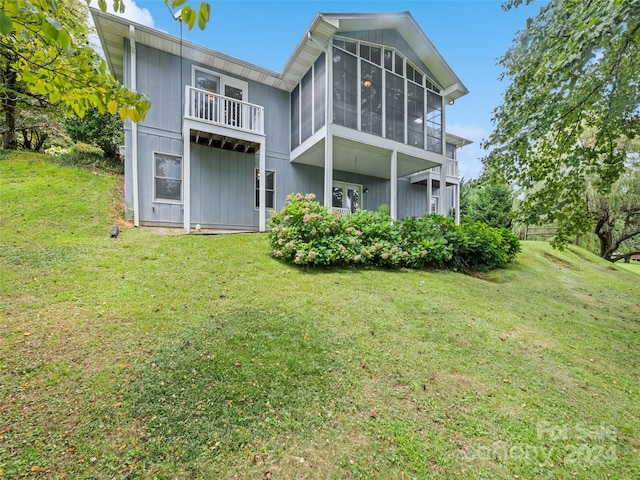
<box><xmin>56</xmin><ymin>142</ymin><xmax>123</xmax><ymax>173</ymax></box>
<box><xmin>268</xmin><ymin>194</ymin><xmax>521</xmax><ymax>271</ymax></box>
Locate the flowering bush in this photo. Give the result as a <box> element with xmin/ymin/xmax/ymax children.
<box><xmin>268</xmin><ymin>193</ymin><xmax>520</xmax><ymax>271</ymax></box>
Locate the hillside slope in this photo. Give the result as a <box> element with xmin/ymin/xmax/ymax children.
<box><xmin>1</xmin><ymin>152</ymin><xmax>639</xmax><ymax>479</ymax></box>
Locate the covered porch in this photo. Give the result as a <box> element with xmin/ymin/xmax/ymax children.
<box><xmin>291</xmin><ymin>124</ymin><xmax>452</xmax><ymax>220</ymax></box>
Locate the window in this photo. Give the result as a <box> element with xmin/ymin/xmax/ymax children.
<box><xmin>300</xmin><ymin>69</ymin><xmax>313</xmax><ymax>142</ymax></box>
<box><xmin>255</xmin><ymin>169</ymin><xmax>275</xmax><ymax>210</ymax></box>
<box><xmin>427</xmin><ymin>91</ymin><xmax>443</xmax><ymax>153</ymax></box>
<box><xmin>406</xmin><ymin>63</ymin><xmax>423</xmax><ymax>86</ymax></box>
<box><xmin>360</xmin><ymin>59</ymin><xmax>382</xmax><ymax>136</ymax></box>
<box><xmin>360</xmin><ymin>44</ymin><xmax>381</xmax><ymax>65</ymax></box>
<box><xmin>154</xmin><ymin>153</ymin><xmax>182</xmax><ymax>203</ymax></box>
<box><xmin>193</xmin><ymin>68</ymin><xmax>219</xmax><ymax>94</ymax></box>
<box><xmin>291</xmin><ymin>85</ymin><xmax>300</xmax><ymax>150</ymax></box>
<box><xmin>313</xmin><ymin>53</ymin><xmax>326</xmax><ymax>132</ymax></box>
<box><xmin>332</xmin><ymin>46</ymin><xmax>358</xmax><ymax>129</ymax></box>
<box><xmin>407</xmin><ymin>82</ymin><xmax>424</xmax><ymax>148</ymax></box>
<box><xmin>331</xmin><ymin>36</ymin><xmax>445</xmax><ymax>152</ymax></box>
<box><xmin>332</xmin><ymin>181</ymin><xmax>361</xmax><ymax>213</ymax></box>
<box><xmin>385</xmin><ymin>71</ymin><xmax>404</xmax><ymax>142</ymax></box>
<box><xmin>291</xmin><ymin>53</ymin><xmax>326</xmax><ymax>150</ymax></box>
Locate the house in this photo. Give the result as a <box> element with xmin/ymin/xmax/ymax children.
<box><xmin>91</xmin><ymin>9</ymin><xmax>471</xmax><ymax>232</ymax></box>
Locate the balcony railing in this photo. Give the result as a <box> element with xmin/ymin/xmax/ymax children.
<box><xmin>429</xmin><ymin>160</ymin><xmax>458</xmax><ymax>177</ymax></box>
<box><xmin>184</xmin><ymin>85</ymin><xmax>264</xmax><ymax>135</ymax></box>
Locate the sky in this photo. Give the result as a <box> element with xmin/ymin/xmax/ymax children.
<box><xmin>91</xmin><ymin>0</ymin><xmax>544</xmax><ymax>179</ymax></box>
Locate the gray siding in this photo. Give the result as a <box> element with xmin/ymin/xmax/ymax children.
<box><xmin>121</xmin><ymin>36</ymin><xmax>442</xmax><ymax>228</ymax></box>
<box><xmin>190</xmin><ymin>144</ymin><xmax>255</xmax><ymax>228</ymax></box>
<box><xmin>137</xmin><ymin>131</ymin><xmax>184</xmax><ymax>226</ymax></box>
<box><xmin>249</xmin><ymin>83</ymin><xmax>290</xmax><ymax>158</ymax></box>
<box><xmin>398</xmin><ymin>180</ymin><xmax>429</xmax><ymax>218</ymax></box>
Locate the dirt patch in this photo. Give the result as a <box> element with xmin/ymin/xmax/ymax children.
<box><xmin>464</xmin><ymin>270</ymin><xmax>507</xmax><ymax>283</ymax></box>
<box><xmin>543</xmin><ymin>252</ymin><xmax>577</xmax><ymax>270</ymax></box>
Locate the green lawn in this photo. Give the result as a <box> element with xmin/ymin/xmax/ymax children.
<box><xmin>617</xmin><ymin>261</ymin><xmax>640</xmax><ymax>276</ymax></box>
<box><xmin>1</xmin><ymin>152</ymin><xmax>639</xmax><ymax>479</ymax></box>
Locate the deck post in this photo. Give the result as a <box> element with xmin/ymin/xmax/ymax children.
<box><xmin>324</xmin><ymin>131</ymin><xmax>333</xmax><ymax>208</ymax></box>
<box><xmin>259</xmin><ymin>141</ymin><xmax>266</xmax><ymax>232</ymax></box>
<box><xmin>183</xmin><ymin>124</ymin><xmax>191</xmax><ymax>233</ymax></box>
<box><xmin>390</xmin><ymin>150</ymin><xmax>398</xmax><ymax>220</ymax></box>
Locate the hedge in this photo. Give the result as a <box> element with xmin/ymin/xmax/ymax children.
<box><xmin>268</xmin><ymin>193</ymin><xmax>520</xmax><ymax>271</ymax></box>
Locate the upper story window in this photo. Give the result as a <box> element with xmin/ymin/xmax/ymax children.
<box><xmin>331</xmin><ymin>37</ymin><xmax>444</xmax><ymax>154</ymax></box>
<box><xmin>291</xmin><ymin>52</ymin><xmax>326</xmax><ymax>150</ymax></box>
<box><xmin>191</xmin><ymin>66</ymin><xmax>248</xmax><ymax>101</ymax></box>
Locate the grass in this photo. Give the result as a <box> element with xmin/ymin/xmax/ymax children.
<box><xmin>617</xmin><ymin>261</ymin><xmax>640</xmax><ymax>276</ymax></box>
<box><xmin>1</xmin><ymin>151</ymin><xmax>639</xmax><ymax>479</ymax></box>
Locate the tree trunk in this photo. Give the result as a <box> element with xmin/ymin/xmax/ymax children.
<box><xmin>2</xmin><ymin>65</ymin><xmax>18</xmax><ymax>150</ymax></box>
<box><xmin>34</xmin><ymin>132</ymin><xmax>47</xmax><ymax>152</ymax></box>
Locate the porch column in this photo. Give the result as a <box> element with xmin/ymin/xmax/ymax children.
<box><xmin>427</xmin><ymin>176</ymin><xmax>432</xmax><ymax>215</ymax></box>
<box><xmin>454</xmin><ymin>183</ymin><xmax>460</xmax><ymax>225</ymax></box>
<box><xmin>259</xmin><ymin>141</ymin><xmax>266</xmax><ymax>232</ymax></box>
<box><xmin>183</xmin><ymin>125</ymin><xmax>191</xmax><ymax>233</ymax></box>
<box><xmin>390</xmin><ymin>150</ymin><xmax>397</xmax><ymax>220</ymax></box>
<box><xmin>439</xmin><ymin>162</ymin><xmax>447</xmax><ymax>216</ymax></box>
<box><xmin>324</xmin><ymin>133</ymin><xmax>333</xmax><ymax>208</ymax></box>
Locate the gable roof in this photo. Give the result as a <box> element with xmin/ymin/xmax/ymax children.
<box><xmin>91</xmin><ymin>9</ymin><xmax>468</xmax><ymax>102</ymax></box>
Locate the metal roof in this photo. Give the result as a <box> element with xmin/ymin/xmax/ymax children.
<box><xmin>91</xmin><ymin>9</ymin><xmax>468</xmax><ymax>101</ymax></box>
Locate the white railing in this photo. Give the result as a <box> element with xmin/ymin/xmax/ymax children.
<box><xmin>428</xmin><ymin>160</ymin><xmax>458</xmax><ymax>177</ymax></box>
<box><xmin>446</xmin><ymin>160</ymin><xmax>458</xmax><ymax>177</ymax></box>
<box><xmin>185</xmin><ymin>85</ymin><xmax>264</xmax><ymax>135</ymax></box>
<box><xmin>330</xmin><ymin>207</ymin><xmax>352</xmax><ymax>216</ymax></box>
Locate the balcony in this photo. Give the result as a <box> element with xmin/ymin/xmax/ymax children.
<box><xmin>427</xmin><ymin>160</ymin><xmax>458</xmax><ymax>178</ymax></box>
<box><xmin>184</xmin><ymin>85</ymin><xmax>264</xmax><ymax>152</ymax></box>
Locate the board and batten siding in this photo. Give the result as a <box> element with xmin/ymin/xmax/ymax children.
<box><xmin>122</xmin><ymin>40</ymin><xmax>295</xmax><ymax>227</ymax></box>
<box><xmin>397</xmin><ymin>180</ymin><xmax>429</xmax><ymax>218</ymax></box>
<box><xmin>190</xmin><ymin>144</ymin><xmax>256</xmax><ymax>228</ymax></box>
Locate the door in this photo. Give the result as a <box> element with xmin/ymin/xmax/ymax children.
<box><xmin>333</xmin><ymin>181</ymin><xmax>362</xmax><ymax>213</ymax></box>
<box><xmin>224</xmin><ymin>84</ymin><xmax>244</xmax><ymax>127</ymax></box>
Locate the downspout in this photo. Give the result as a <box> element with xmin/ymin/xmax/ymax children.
<box><xmin>129</xmin><ymin>25</ymin><xmax>139</xmax><ymax>227</ymax></box>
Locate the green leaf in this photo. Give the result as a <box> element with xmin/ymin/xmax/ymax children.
<box><xmin>34</xmin><ymin>80</ymin><xmax>48</xmax><ymax>95</ymax></box>
<box><xmin>128</xmin><ymin>107</ymin><xmax>141</xmax><ymax>123</ymax></box>
<box><xmin>181</xmin><ymin>6</ymin><xmax>195</xmax><ymax>30</ymax></box>
<box><xmin>107</xmin><ymin>100</ymin><xmax>118</xmax><ymax>115</ymax></box>
<box><xmin>197</xmin><ymin>2</ymin><xmax>210</xmax><ymax>30</ymax></box>
<box><xmin>0</xmin><ymin>10</ymin><xmax>13</xmax><ymax>35</ymax></box>
<box><xmin>171</xmin><ymin>0</ymin><xmax>189</xmax><ymax>8</ymax></box>
<box><xmin>98</xmin><ymin>0</ymin><xmax>107</xmax><ymax>12</ymax></box>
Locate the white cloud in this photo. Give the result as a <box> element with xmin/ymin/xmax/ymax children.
<box><xmin>88</xmin><ymin>0</ymin><xmax>156</xmax><ymax>28</ymax></box>
<box><xmin>446</xmin><ymin>123</ymin><xmax>489</xmax><ymax>180</ymax></box>
<box><xmin>88</xmin><ymin>0</ymin><xmax>156</xmax><ymax>61</ymax></box>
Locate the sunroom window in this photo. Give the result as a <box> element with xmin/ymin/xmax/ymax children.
<box><xmin>331</xmin><ymin>36</ymin><xmax>445</xmax><ymax>153</ymax></box>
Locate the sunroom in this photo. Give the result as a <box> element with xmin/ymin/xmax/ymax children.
<box><xmin>287</xmin><ymin>13</ymin><xmax>469</xmax><ymax>220</ymax></box>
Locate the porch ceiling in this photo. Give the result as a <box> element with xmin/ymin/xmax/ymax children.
<box><xmin>292</xmin><ymin>136</ymin><xmax>440</xmax><ymax>179</ymax></box>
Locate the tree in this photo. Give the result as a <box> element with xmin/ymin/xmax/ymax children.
<box><xmin>588</xmin><ymin>147</ymin><xmax>640</xmax><ymax>262</ymax></box>
<box><xmin>484</xmin><ymin>0</ymin><xmax>640</xmax><ymax>247</ymax></box>
<box><xmin>460</xmin><ymin>174</ymin><xmax>514</xmax><ymax>229</ymax></box>
<box><xmin>65</xmin><ymin>108</ymin><xmax>123</xmax><ymax>160</ymax></box>
<box><xmin>0</xmin><ymin>0</ymin><xmax>210</xmax><ymax>150</ymax></box>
